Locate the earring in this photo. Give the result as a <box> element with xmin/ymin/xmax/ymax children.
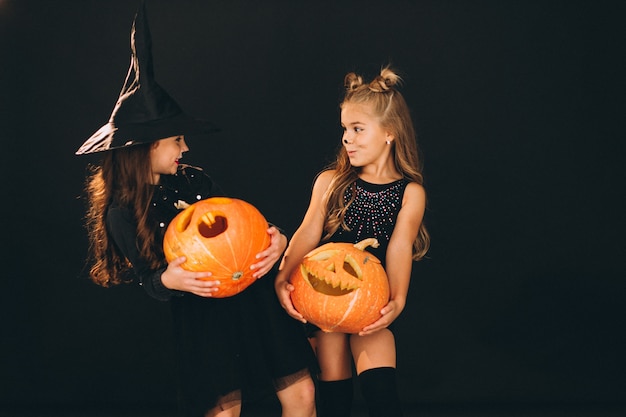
<box><xmin>386</xmin><ymin>140</ymin><xmax>391</xmax><ymax>145</ymax></box>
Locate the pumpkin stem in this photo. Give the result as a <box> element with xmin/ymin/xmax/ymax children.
<box><xmin>354</xmin><ymin>238</ymin><xmax>379</xmax><ymax>251</ymax></box>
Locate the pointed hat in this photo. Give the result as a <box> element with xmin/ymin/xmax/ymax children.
<box><xmin>76</xmin><ymin>1</ymin><xmax>218</xmax><ymax>155</ymax></box>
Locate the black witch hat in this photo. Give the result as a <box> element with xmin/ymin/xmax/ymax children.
<box><xmin>76</xmin><ymin>1</ymin><xmax>218</xmax><ymax>155</ymax></box>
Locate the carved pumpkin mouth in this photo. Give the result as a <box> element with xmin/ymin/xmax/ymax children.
<box><xmin>300</xmin><ymin>249</ymin><xmax>363</xmax><ymax>296</ymax></box>
<box><xmin>198</xmin><ymin>212</ymin><xmax>228</xmax><ymax>238</ymax></box>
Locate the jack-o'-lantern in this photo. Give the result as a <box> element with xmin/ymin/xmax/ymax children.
<box><xmin>290</xmin><ymin>238</ymin><xmax>390</xmax><ymax>333</ymax></box>
<box><xmin>163</xmin><ymin>197</ymin><xmax>270</xmax><ymax>297</ymax></box>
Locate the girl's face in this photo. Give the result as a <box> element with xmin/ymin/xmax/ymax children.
<box><xmin>150</xmin><ymin>135</ymin><xmax>189</xmax><ymax>183</ymax></box>
<box><xmin>341</xmin><ymin>102</ymin><xmax>394</xmax><ymax>168</ymax></box>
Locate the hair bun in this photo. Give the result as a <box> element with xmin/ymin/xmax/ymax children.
<box><xmin>369</xmin><ymin>68</ymin><xmax>401</xmax><ymax>92</ymax></box>
<box><xmin>344</xmin><ymin>72</ymin><xmax>364</xmax><ymax>92</ymax></box>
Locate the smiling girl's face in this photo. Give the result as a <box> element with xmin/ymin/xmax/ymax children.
<box><xmin>341</xmin><ymin>103</ymin><xmax>394</xmax><ymax>168</ymax></box>
<box><xmin>150</xmin><ymin>135</ymin><xmax>189</xmax><ymax>183</ymax></box>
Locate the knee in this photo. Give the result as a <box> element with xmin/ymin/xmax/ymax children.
<box><xmin>278</xmin><ymin>376</ymin><xmax>317</xmax><ymax>412</ymax></box>
<box><xmin>294</xmin><ymin>376</ymin><xmax>316</xmax><ymax>405</ymax></box>
<box><xmin>301</xmin><ymin>377</ymin><xmax>317</xmax><ymax>406</ymax></box>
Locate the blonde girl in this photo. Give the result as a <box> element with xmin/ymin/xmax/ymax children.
<box><xmin>275</xmin><ymin>67</ymin><xmax>429</xmax><ymax>417</ymax></box>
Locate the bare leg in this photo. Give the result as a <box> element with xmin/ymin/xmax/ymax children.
<box><xmin>316</xmin><ymin>331</ymin><xmax>352</xmax><ymax>380</ymax></box>
<box><xmin>349</xmin><ymin>328</ymin><xmax>396</xmax><ymax>374</ymax></box>
<box><xmin>315</xmin><ymin>331</ymin><xmax>353</xmax><ymax>417</ymax></box>
<box><xmin>276</xmin><ymin>374</ymin><xmax>317</xmax><ymax>417</ymax></box>
<box><xmin>350</xmin><ymin>329</ymin><xmax>402</xmax><ymax>417</ymax></box>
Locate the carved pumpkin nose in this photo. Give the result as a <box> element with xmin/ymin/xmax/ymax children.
<box><xmin>301</xmin><ymin>250</ymin><xmax>363</xmax><ymax>295</ymax></box>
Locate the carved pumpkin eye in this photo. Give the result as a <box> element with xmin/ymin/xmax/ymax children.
<box><xmin>163</xmin><ymin>197</ymin><xmax>270</xmax><ymax>298</ymax></box>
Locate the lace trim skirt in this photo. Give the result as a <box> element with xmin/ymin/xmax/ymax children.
<box><xmin>170</xmin><ymin>275</ymin><xmax>318</xmax><ymax>417</ymax></box>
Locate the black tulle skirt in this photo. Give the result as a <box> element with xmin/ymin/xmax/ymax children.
<box><xmin>170</xmin><ymin>274</ymin><xmax>318</xmax><ymax>417</ymax></box>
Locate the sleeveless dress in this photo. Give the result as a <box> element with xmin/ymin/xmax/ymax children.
<box><xmin>329</xmin><ymin>178</ymin><xmax>409</xmax><ymax>268</ymax></box>
<box><xmin>106</xmin><ymin>164</ymin><xmax>317</xmax><ymax>417</ymax></box>
<box><xmin>302</xmin><ymin>177</ymin><xmax>409</xmax><ymax>337</ymax></box>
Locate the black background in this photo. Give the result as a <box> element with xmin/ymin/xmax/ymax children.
<box><xmin>1</xmin><ymin>0</ymin><xmax>624</xmax><ymax>414</ymax></box>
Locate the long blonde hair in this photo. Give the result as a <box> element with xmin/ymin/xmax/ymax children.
<box><xmin>322</xmin><ymin>67</ymin><xmax>430</xmax><ymax>260</ymax></box>
<box><xmin>84</xmin><ymin>143</ymin><xmax>164</xmax><ymax>286</ymax></box>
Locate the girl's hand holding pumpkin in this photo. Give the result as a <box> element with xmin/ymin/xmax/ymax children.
<box><xmin>358</xmin><ymin>299</ymin><xmax>404</xmax><ymax>336</ymax></box>
<box><xmin>275</xmin><ymin>278</ymin><xmax>307</xmax><ymax>323</ymax></box>
<box><xmin>161</xmin><ymin>256</ymin><xmax>221</xmax><ymax>298</ymax></box>
<box><xmin>250</xmin><ymin>226</ymin><xmax>287</xmax><ymax>279</ymax></box>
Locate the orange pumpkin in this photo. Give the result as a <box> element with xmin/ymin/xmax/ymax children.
<box><xmin>290</xmin><ymin>238</ymin><xmax>390</xmax><ymax>333</ymax></box>
<box><xmin>163</xmin><ymin>197</ymin><xmax>271</xmax><ymax>298</ymax></box>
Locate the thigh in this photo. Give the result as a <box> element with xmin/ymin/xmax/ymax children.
<box><xmin>314</xmin><ymin>331</ymin><xmax>352</xmax><ymax>380</ymax></box>
<box><xmin>350</xmin><ymin>329</ymin><xmax>396</xmax><ymax>375</ymax></box>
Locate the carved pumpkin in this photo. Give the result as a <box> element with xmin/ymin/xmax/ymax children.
<box><xmin>163</xmin><ymin>197</ymin><xmax>271</xmax><ymax>298</ymax></box>
<box><xmin>290</xmin><ymin>238</ymin><xmax>390</xmax><ymax>333</ymax></box>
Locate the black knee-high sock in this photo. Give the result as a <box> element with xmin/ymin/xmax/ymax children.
<box><xmin>317</xmin><ymin>378</ymin><xmax>353</xmax><ymax>417</ymax></box>
<box><xmin>358</xmin><ymin>367</ymin><xmax>403</xmax><ymax>417</ymax></box>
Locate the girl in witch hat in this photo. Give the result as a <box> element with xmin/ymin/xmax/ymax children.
<box><xmin>77</xmin><ymin>3</ymin><xmax>317</xmax><ymax>417</ymax></box>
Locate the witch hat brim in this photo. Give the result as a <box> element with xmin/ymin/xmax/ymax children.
<box><xmin>76</xmin><ymin>1</ymin><xmax>218</xmax><ymax>155</ymax></box>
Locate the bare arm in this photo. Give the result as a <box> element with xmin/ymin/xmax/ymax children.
<box><xmin>360</xmin><ymin>182</ymin><xmax>426</xmax><ymax>335</ymax></box>
<box><xmin>275</xmin><ymin>170</ymin><xmax>335</xmax><ymax>321</ymax></box>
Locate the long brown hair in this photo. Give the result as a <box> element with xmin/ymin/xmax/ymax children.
<box><xmin>322</xmin><ymin>67</ymin><xmax>430</xmax><ymax>260</ymax></box>
<box><xmin>84</xmin><ymin>143</ymin><xmax>164</xmax><ymax>286</ymax></box>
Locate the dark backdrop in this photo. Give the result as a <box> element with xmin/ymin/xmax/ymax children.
<box><xmin>1</xmin><ymin>0</ymin><xmax>624</xmax><ymax>414</ymax></box>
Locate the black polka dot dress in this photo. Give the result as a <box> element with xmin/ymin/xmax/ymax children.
<box><xmin>107</xmin><ymin>164</ymin><xmax>317</xmax><ymax>417</ymax></box>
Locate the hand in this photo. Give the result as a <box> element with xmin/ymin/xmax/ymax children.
<box><xmin>275</xmin><ymin>278</ymin><xmax>307</xmax><ymax>323</ymax></box>
<box><xmin>161</xmin><ymin>256</ymin><xmax>220</xmax><ymax>298</ymax></box>
<box><xmin>358</xmin><ymin>299</ymin><xmax>403</xmax><ymax>336</ymax></box>
<box><xmin>250</xmin><ymin>226</ymin><xmax>287</xmax><ymax>279</ymax></box>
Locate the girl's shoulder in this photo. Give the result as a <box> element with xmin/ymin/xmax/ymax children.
<box><xmin>403</xmin><ymin>181</ymin><xmax>426</xmax><ymax>204</ymax></box>
<box><xmin>405</xmin><ymin>180</ymin><xmax>425</xmax><ymax>192</ymax></box>
<box><xmin>312</xmin><ymin>169</ymin><xmax>337</xmax><ymax>188</ymax></box>
<box><xmin>316</xmin><ymin>169</ymin><xmax>336</xmax><ymax>182</ymax></box>
<box><xmin>309</xmin><ymin>169</ymin><xmax>337</xmax><ymax>199</ymax></box>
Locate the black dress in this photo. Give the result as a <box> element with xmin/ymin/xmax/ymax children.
<box><xmin>329</xmin><ymin>178</ymin><xmax>410</xmax><ymax>268</ymax></box>
<box><xmin>304</xmin><ymin>177</ymin><xmax>410</xmax><ymax>337</ymax></box>
<box><xmin>106</xmin><ymin>164</ymin><xmax>317</xmax><ymax>417</ymax></box>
